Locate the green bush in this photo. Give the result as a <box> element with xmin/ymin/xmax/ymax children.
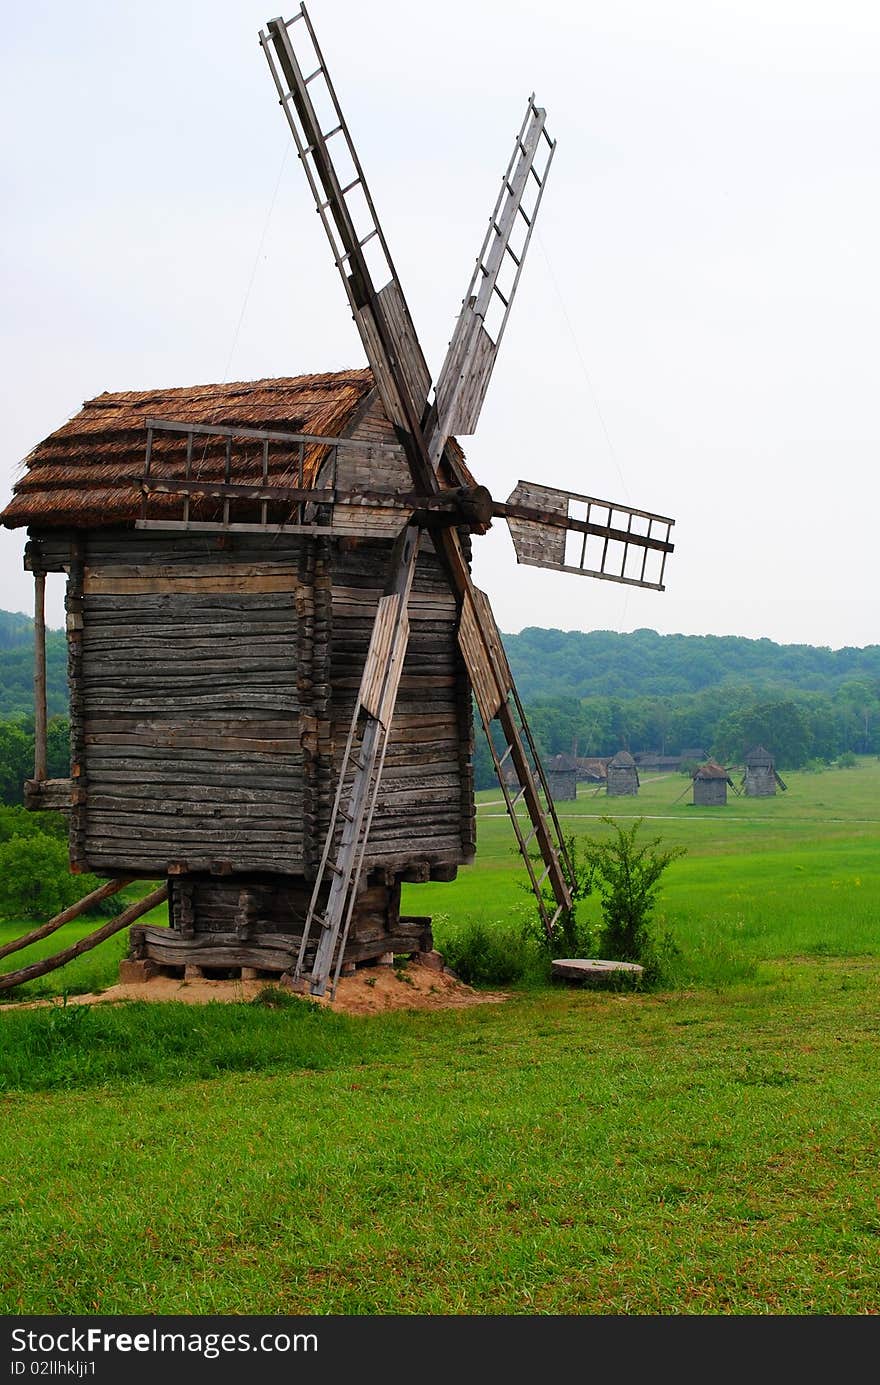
<box><xmin>440</xmin><ymin>920</ymin><xmax>532</xmax><ymax>987</ymax></box>
<box><xmin>523</xmin><ymin>833</ymin><xmax>598</xmax><ymax>958</ymax></box>
<box><xmin>0</xmin><ymin>835</ymin><xmax>110</xmax><ymax>921</ymax></box>
<box><xmin>0</xmin><ymin>806</ymin><xmax>68</xmax><ymax>843</ymax></box>
<box><xmin>583</xmin><ymin>817</ymin><xmax>685</xmax><ymax>986</ymax></box>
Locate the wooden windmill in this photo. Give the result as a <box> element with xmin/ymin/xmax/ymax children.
<box><xmin>0</xmin><ymin>6</ymin><xmax>675</xmax><ymax>1000</ymax></box>
<box><xmin>741</xmin><ymin>746</ymin><xmax>787</xmax><ymax>797</ymax></box>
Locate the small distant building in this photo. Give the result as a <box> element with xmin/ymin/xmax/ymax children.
<box><xmin>634</xmin><ymin>749</ymin><xmax>707</xmax><ymax>772</ymax></box>
<box><xmin>547</xmin><ymin>753</ymin><xmax>577</xmax><ymax>802</ymax></box>
<box><xmin>606</xmin><ymin>749</ymin><xmax>639</xmax><ymax>797</ymax></box>
<box><xmin>679</xmin><ymin>747</ymin><xmax>708</xmax><ymax>768</ymax></box>
<box><xmin>692</xmin><ymin>759</ymin><xmax>734</xmax><ymax>806</ymax></box>
<box><xmin>742</xmin><ymin>745</ymin><xmax>787</xmax><ymax>797</ymax></box>
<box><xmin>577</xmin><ymin>756</ymin><xmax>608</xmax><ymax>783</ymax></box>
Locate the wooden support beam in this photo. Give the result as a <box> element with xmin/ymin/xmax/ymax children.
<box><xmin>0</xmin><ymin>876</ymin><xmax>134</xmax><ymax>962</ymax></box>
<box><xmin>0</xmin><ymin>884</ymin><xmax>168</xmax><ymax>992</ymax></box>
<box><xmin>33</xmin><ymin>571</ymin><xmax>47</xmax><ymax>782</ymax></box>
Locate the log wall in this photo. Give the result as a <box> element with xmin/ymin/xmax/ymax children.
<box><xmin>693</xmin><ymin>778</ymin><xmax>727</xmax><ymax>806</ymax></box>
<box><xmin>77</xmin><ymin>531</ymin><xmax>307</xmax><ymax>876</ymax></box>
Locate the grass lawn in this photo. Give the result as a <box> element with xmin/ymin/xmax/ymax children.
<box><xmin>0</xmin><ymin>757</ymin><xmax>878</xmax><ymax>1314</ymax></box>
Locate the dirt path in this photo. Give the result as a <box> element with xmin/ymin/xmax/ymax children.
<box><xmin>2</xmin><ymin>961</ymin><xmax>509</xmax><ymax>1017</ymax></box>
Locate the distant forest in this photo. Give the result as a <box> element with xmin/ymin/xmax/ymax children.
<box><xmin>497</xmin><ymin>627</ymin><xmax>880</xmax><ymax>780</ymax></box>
<box><xmin>0</xmin><ymin>610</ymin><xmax>67</xmax><ymax>720</ymax></box>
<box><xmin>0</xmin><ymin>610</ymin><xmax>877</xmax><ymax>804</ymax></box>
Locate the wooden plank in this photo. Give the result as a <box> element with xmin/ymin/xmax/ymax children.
<box><xmin>356</xmin><ymin>593</ymin><xmax>410</xmax><ymax>725</ymax></box>
<box><xmin>457</xmin><ymin>587</ymin><xmax>504</xmax><ymax>723</ymax></box>
<box><xmin>23</xmin><ymin>778</ymin><xmax>74</xmax><ymax>812</ymax></box>
<box><xmin>83</xmin><ymin>572</ymin><xmax>298</xmax><ymax>596</ymax></box>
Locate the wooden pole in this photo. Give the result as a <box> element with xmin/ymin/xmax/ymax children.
<box><xmin>0</xmin><ymin>876</ymin><xmax>134</xmax><ymax>962</ymax></box>
<box><xmin>0</xmin><ymin>884</ymin><xmax>168</xmax><ymax>992</ymax></box>
<box><xmin>33</xmin><ymin>571</ymin><xmax>47</xmax><ymax>782</ymax></box>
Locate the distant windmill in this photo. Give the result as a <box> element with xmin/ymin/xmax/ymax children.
<box><xmin>742</xmin><ymin>746</ymin><xmax>787</xmax><ymax>797</ymax></box>
<box><xmin>606</xmin><ymin>749</ymin><xmax>640</xmax><ymax>797</ymax></box>
<box><xmin>689</xmin><ymin>759</ymin><xmax>737</xmax><ymax>805</ymax></box>
<box><xmin>546</xmin><ymin>754</ymin><xmax>578</xmax><ymax>802</ymax></box>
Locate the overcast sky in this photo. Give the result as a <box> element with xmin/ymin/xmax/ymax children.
<box><xmin>2</xmin><ymin>0</ymin><xmax>878</xmax><ymax>648</ymax></box>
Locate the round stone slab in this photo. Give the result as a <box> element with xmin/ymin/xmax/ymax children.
<box><xmin>551</xmin><ymin>958</ymin><xmax>644</xmax><ymax>981</ymax></box>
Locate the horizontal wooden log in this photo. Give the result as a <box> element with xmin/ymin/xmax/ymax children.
<box><xmin>82</xmin><ymin>695</ymin><xmax>300</xmax><ymax>714</ymax></box>
<box><xmin>85</xmin><ymin>765</ymin><xmax>300</xmax><ymax>789</ymax></box>
<box><xmin>139</xmin><ymin>937</ymin><xmax>299</xmax><ymax>972</ymax></box>
<box><xmin>86</xmin><ymin>745</ymin><xmax>301</xmax><ymax>767</ymax></box>
<box><xmin>83</xmin><ymin>636</ymin><xmax>298</xmax><ymax>660</ymax></box>
<box><xmin>85</xmin><ymin>850</ymin><xmax>300</xmax><ymax>873</ymax></box>
<box><xmin>83</xmin><ymin>618</ymin><xmax>300</xmax><ymax>641</ymax></box>
<box><xmin>84</xmin><ymin>717</ymin><xmax>297</xmax><ymax>736</ymax></box>
<box><xmin>86</xmin><ymin>796</ymin><xmax>304</xmax><ymax>820</ymax></box>
<box><xmin>23</xmin><ymin>778</ymin><xmax>74</xmax><ymax>812</ymax></box>
<box><xmin>86</xmin><ymin>733</ymin><xmax>300</xmax><ymax>754</ymax></box>
<box><xmin>84</xmin><ymin>818</ymin><xmax>304</xmax><ymax>844</ymax></box>
<box><xmin>343</xmin><ymin>930</ymin><xmax>433</xmax><ymax>963</ymax></box>
<box><xmin>87</xmin><ymin>561</ymin><xmax>301</xmax><ymax>580</ymax></box>
<box><xmin>137</xmin><ymin>925</ymin><xmax>301</xmax><ymax>947</ymax></box>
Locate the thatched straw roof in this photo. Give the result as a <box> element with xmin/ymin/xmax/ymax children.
<box><xmin>608</xmin><ymin>749</ymin><xmax>636</xmax><ymax>768</ymax></box>
<box><xmin>577</xmin><ymin>757</ymin><xmax>608</xmax><ymax>781</ymax></box>
<box><xmin>1</xmin><ymin>368</ymin><xmax>471</xmax><ymax>530</ymax></box>
<box><xmin>548</xmin><ymin>753</ymin><xmax>577</xmax><ymax>773</ymax></box>
<box><xmin>693</xmin><ymin>759</ymin><xmax>732</xmax><ymax>782</ymax></box>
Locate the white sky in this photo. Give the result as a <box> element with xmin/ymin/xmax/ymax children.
<box><xmin>2</xmin><ymin>0</ymin><xmax>878</xmax><ymax>648</ymax></box>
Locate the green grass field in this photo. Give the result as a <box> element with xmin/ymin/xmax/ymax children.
<box><xmin>1</xmin><ymin>758</ymin><xmax>878</xmax><ymax>1314</ymax></box>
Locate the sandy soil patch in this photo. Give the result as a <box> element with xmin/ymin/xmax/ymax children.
<box><xmin>3</xmin><ymin>961</ymin><xmax>509</xmax><ymax>1016</ymax></box>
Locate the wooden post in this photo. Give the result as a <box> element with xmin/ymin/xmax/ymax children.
<box><xmin>33</xmin><ymin>571</ymin><xmax>47</xmax><ymax>782</ymax></box>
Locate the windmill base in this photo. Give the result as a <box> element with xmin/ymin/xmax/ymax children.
<box><xmin>126</xmin><ymin>872</ymin><xmax>434</xmax><ymax>981</ymax></box>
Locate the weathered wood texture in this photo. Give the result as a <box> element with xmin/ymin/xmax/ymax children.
<box><xmin>33</xmin><ymin>572</ymin><xmax>47</xmax><ymax>779</ymax></box>
<box><xmin>551</xmin><ymin>957</ymin><xmax>644</xmax><ymax>984</ymax></box>
<box><xmin>322</xmin><ymin>393</ymin><xmax>475</xmax><ymax>872</ymax></box>
<box><xmin>135</xmin><ymin>873</ymin><xmax>432</xmax><ymax>972</ymax></box>
<box><xmin>693</xmin><ymin>777</ymin><xmax>728</xmax><ymax>806</ymax></box>
<box><xmin>546</xmin><ymin>769</ymin><xmax>577</xmax><ymax>802</ymax></box>
<box><xmin>328</xmin><ymin>536</ymin><xmax>474</xmax><ymax>872</ymax></box>
<box><xmin>23</xmin><ymin>778</ymin><xmax>75</xmax><ymax>812</ymax></box>
<box><xmin>77</xmin><ymin>531</ymin><xmax>306</xmax><ymax>875</ymax></box>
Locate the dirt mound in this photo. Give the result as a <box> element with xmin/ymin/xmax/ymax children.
<box><xmin>4</xmin><ymin>961</ymin><xmax>509</xmax><ymax>1016</ymax></box>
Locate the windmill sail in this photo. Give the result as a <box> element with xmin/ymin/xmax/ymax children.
<box><xmin>429</xmin><ymin>98</ymin><xmax>555</xmax><ymax>461</ymax></box>
<box><xmin>503</xmin><ymin>481</ymin><xmax>675</xmax><ymax>590</ymax></box>
<box><xmin>260</xmin><ymin>8</ymin><xmax>433</xmax><ymax>478</ymax></box>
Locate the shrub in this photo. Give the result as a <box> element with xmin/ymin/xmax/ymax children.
<box><xmin>0</xmin><ymin>806</ymin><xmax>68</xmax><ymax>843</ymax></box>
<box><xmin>0</xmin><ymin>834</ymin><xmax>111</xmax><ymax>921</ymax></box>
<box><xmin>583</xmin><ymin>817</ymin><xmax>686</xmax><ymax>986</ymax></box>
<box><xmin>523</xmin><ymin>833</ymin><xmax>598</xmax><ymax>958</ymax></box>
<box><xmin>440</xmin><ymin>920</ymin><xmax>531</xmax><ymax>987</ymax></box>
